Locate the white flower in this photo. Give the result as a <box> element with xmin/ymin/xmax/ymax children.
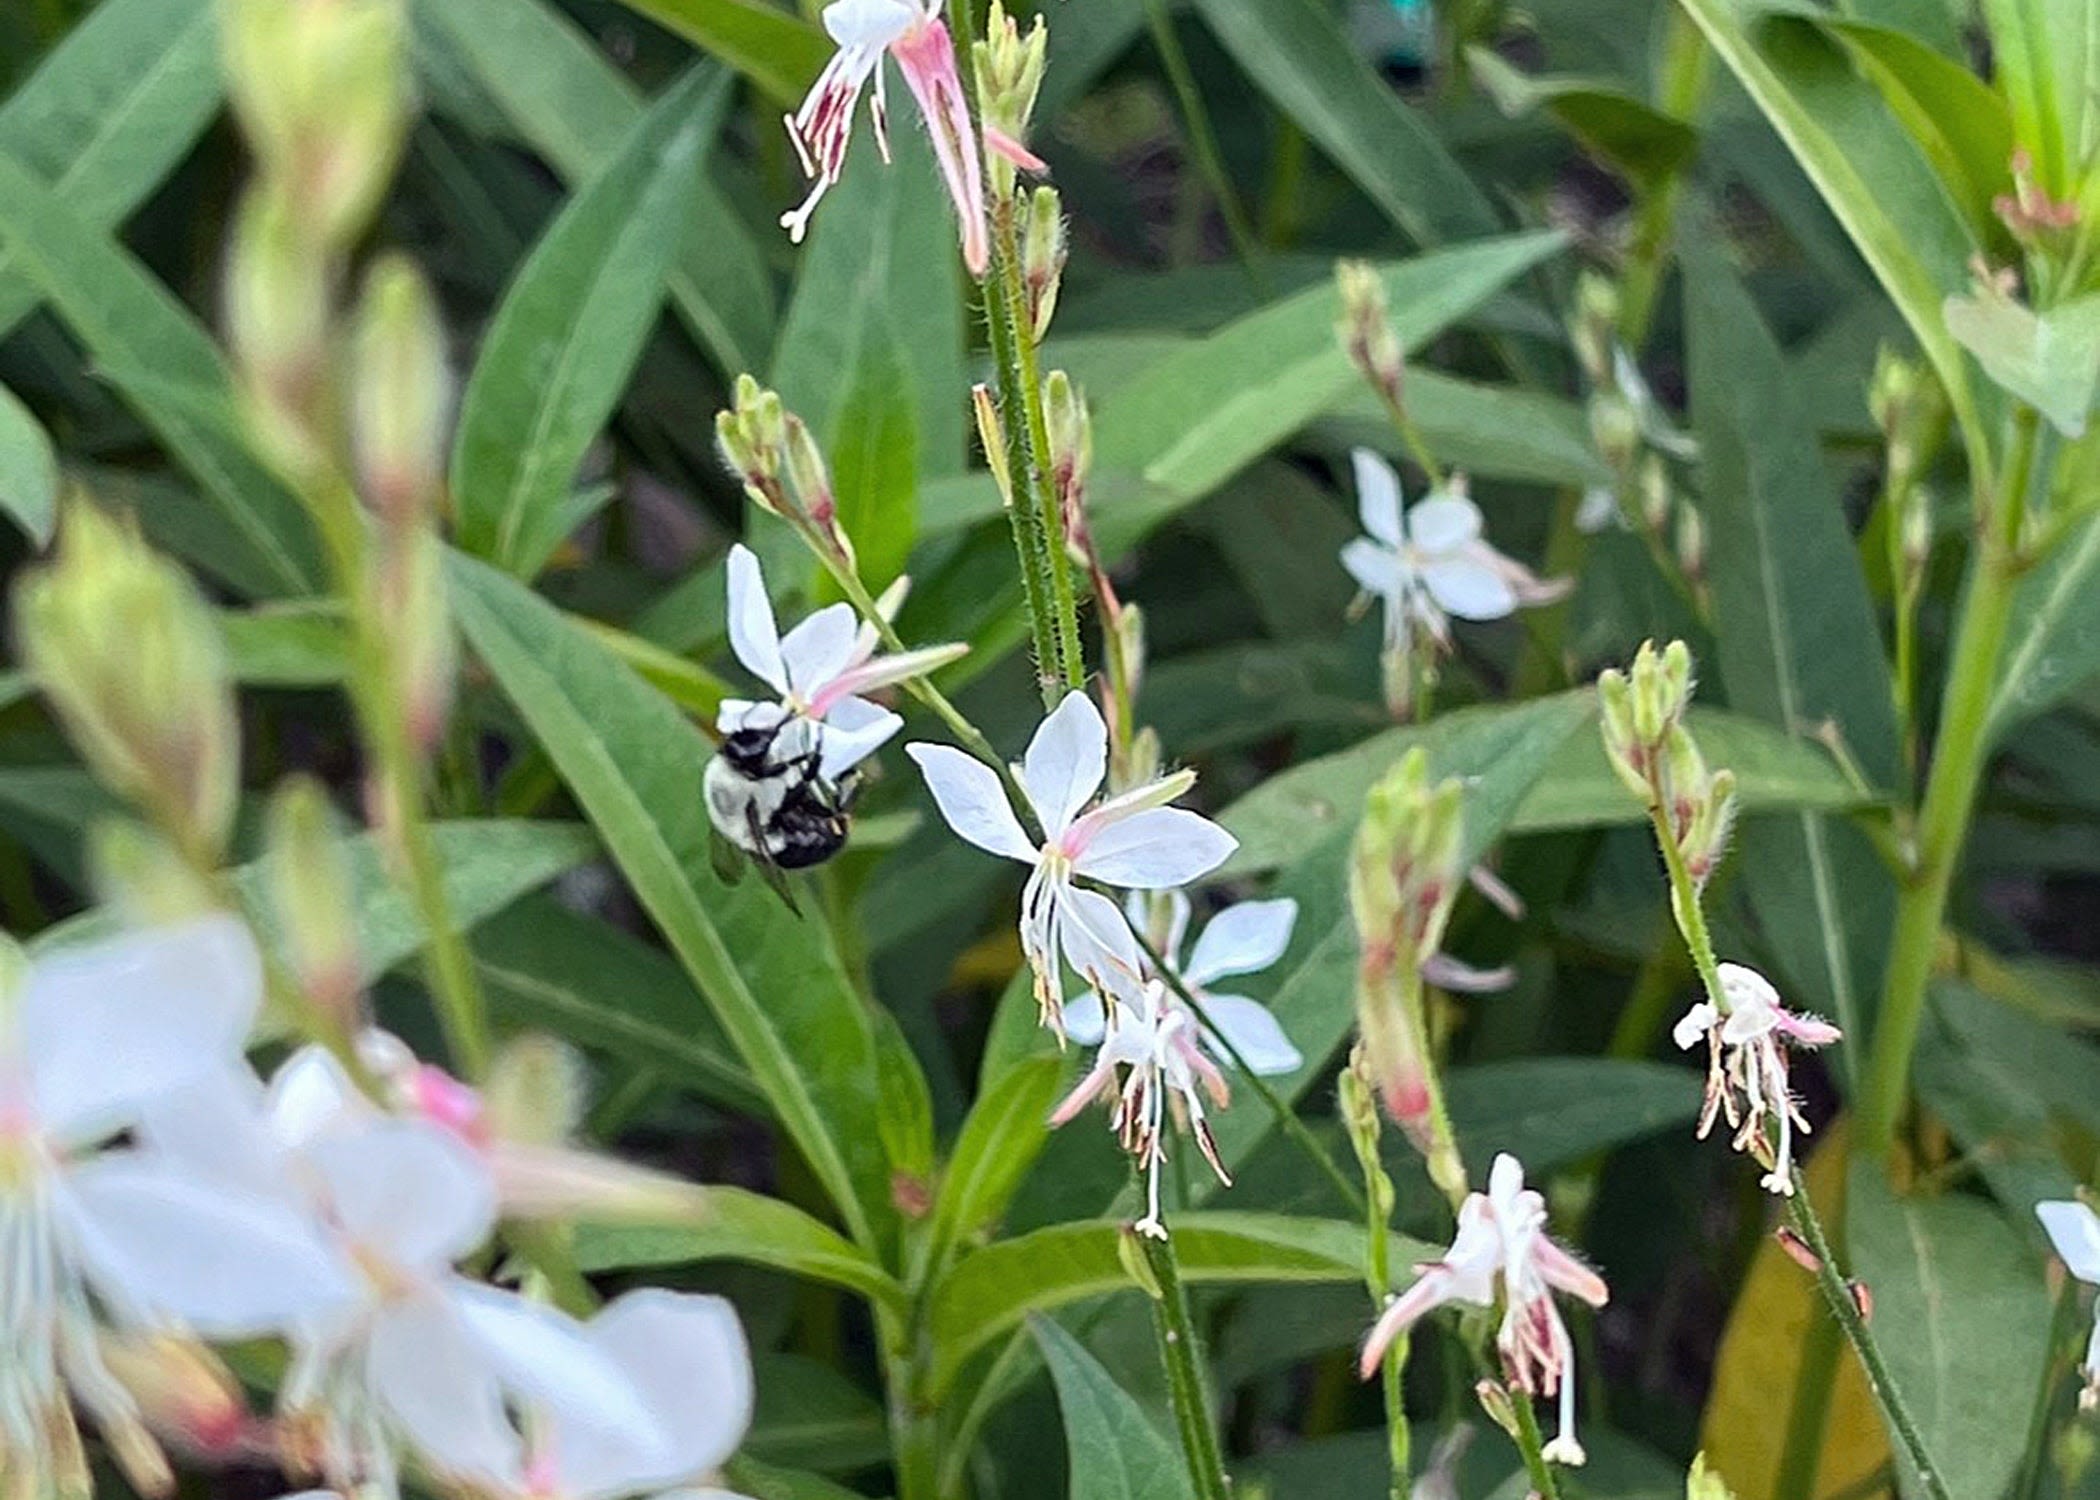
<box><xmin>0</xmin><ymin>918</ymin><xmax>356</xmax><ymax>1497</ymax></box>
<box><xmin>1359</xmin><ymin>1154</ymin><xmax>1608</xmax><ymax>1467</ymax></box>
<box><xmin>1672</xmin><ymin>963</ymin><xmax>1841</xmax><ymax>1195</ymax></box>
<box><xmin>1338</xmin><ymin>449</ymin><xmax>1566</xmax><ymax>658</ymax></box>
<box><xmin>781</xmin><ymin>0</ymin><xmax>989</xmax><ymax>275</ymax></box>
<box><xmin>722</xmin><ymin>544</ymin><xmax>962</xmax><ymax>780</ymax></box>
<box><xmin>906</xmin><ymin>692</ymin><xmax>1237</xmax><ymax>1029</ymax></box>
<box><xmin>2038</xmin><ymin>1200</ymin><xmax>2100</xmax><ymax>1410</ymax></box>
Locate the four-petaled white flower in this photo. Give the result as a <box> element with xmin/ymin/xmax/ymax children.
<box><xmin>0</xmin><ymin>918</ymin><xmax>357</xmax><ymax>1498</ymax></box>
<box><xmin>782</xmin><ymin>0</ymin><xmax>989</xmax><ymax>275</ymax></box>
<box><xmin>1359</xmin><ymin>1153</ymin><xmax>1608</xmax><ymax>1468</ymax></box>
<box><xmin>1671</xmin><ymin>963</ymin><xmax>1841</xmax><ymax>1196</ymax></box>
<box><xmin>2037</xmin><ymin>1199</ymin><xmax>2100</xmax><ymax>1411</ymax></box>
<box><xmin>723</xmin><ymin>544</ymin><xmax>961</xmax><ymax>780</ymax></box>
<box><xmin>1339</xmin><ymin>448</ymin><xmax>1566</xmax><ymax>658</ymax></box>
<box><xmin>907</xmin><ymin>692</ymin><xmax>1237</xmax><ymax>1030</ymax></box>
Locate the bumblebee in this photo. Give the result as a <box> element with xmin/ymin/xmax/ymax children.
<box><xmin>705</xmin><ymin>715</ymin><xmax>857</xmax><ymax>902</ymax></box>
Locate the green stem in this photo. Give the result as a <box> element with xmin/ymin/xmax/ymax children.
<box><xmin>1859</xmin><ymin>404</ymin><xmax>2039</xmax><ymax>1155</ymax></box>
<box><xmin>1398</xmin><ymin>951</ymin><xmax>1470</xmax><ymax>1213</ymax></box>
<box><xmin>1358</xmin><ymin>1130</ymin><xmax>1410</xmax><ymax>1499</ymax></box>
<box><xmin>1140</xmin><ymin>0</ymin><xmax>1265</xmax><ymax>282</ymax></box>
<box><xmin>879</xmin><ymin>1309</ymin><xmax>941</xmax><ymax>1500</ymax></box>
<box><xmin>1508</xmin><ymin>1390</ymin><xmax>1566</xmax><ymax>1500</ymax></box>
<box><xmin>1140</xmin><ymin>1232</ymin><xmax>1233</xmax><ymax>1500</ymax></box>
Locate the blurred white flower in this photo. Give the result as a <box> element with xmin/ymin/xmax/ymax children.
<box><xmin>721</xmin><ymin>544</ymin><xmax>961</xmax><ymax>780</ymax></box>
<box><xmin>1359</xmin><ymin>1154</ymin><xmax>1607</xmax><ymax>1467</ymax></box>
<box><xmin>907</xmin><ymin>692</ymin><xmax>1236</xmax><ymax>1030</ymax></box>
<box><xmin>782</xmin><ymin>0</ymin><xmax>988</xmax><ymax>275</ymax></box>
<box><xmin>0</xmin><ymin>918</ymin><xmax>354</xmax><ymax>1497</ymax></box>
<box><xmin>1672</xmin><ymin>963</ymin><xmax>1841</xmax><ymax>1195</ymax></box>
<box><xmin>2037</xmin><ymin>1200</ymin><xmax>2100</xmax><ymax>1410</ymax></box>
<box><xmin>1338</xmin><ymin>449</ymin><xmax>1566</xmax><ymax>659</ymax></box>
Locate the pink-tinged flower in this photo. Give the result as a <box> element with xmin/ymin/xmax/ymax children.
<box><xmin>722</xmin><ymin>544</ymin><xmax>964</xmax><ymax>780</ymax></box>
<box><xmin>1339</xmin><ymin>449</ymin><xmax>1568</xmax><ymax>658</ymax></box>
<box><xmin>1359</xmin><ymin>1154</ymin><xmax>1608</xmax><ymax>1467</ymax></box>
<box><xmin>1672</xmin><ymin>963</ymin><xmax>1841</xmax><ymax>1195</ymax></box>
<box><xmin>906</xmin><ymin>692</ymin><xmax>1237</xmax><ymax>1030</ymax></box>
<box><xmin>781</xmin><ymin>0</ymin><xmax>988</xmax><ymax>276</ymax></box>
<box><xmin>2037</xmin><ymin>1200</ymin><xmax>2100</xmax><ymax>1410</ymax></box>
<box><xmin>0</xmin><ymin>918</ymin><xmax>357</xmax><ymax>1498</ymax></box>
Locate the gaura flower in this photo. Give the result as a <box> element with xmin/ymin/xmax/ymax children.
<box><xmin>0</xmin><ymin>918</ymin><xmax>356</xmax><ymax>1498</ymax></box>
<box><xmin>1338</xmin><ymin>448</ymin><xmax>1567</xmax><ymax>658</ymax></box>
<box><xmin>723</xmin><ymin>544</ymin><xmax>963</xmax><ymax>781</ymax></box>
<box><xmin>2037</xmin><ymin>1199</ymin><xmax>2100</xmax><ymax>1410</ymax></box>
<box><xmin>906</xmin><ymin>691</ymin><xmax>1236</xmax><ymax>1030</ymax></box>
<box><xmin>1088</xmin><ymin>890</ymin><xmax>1305</xmax><ymax>1076</ymax></box>
<box><xmin>1359</xmin><ymin>1154</ymin><xmax>1608</xmax><ymax>1467</ymax></box>
<box><xmin>781</xmin><ymin>0</ymin><xmax>989</xmax><ymax>276</ymax></box>
<box><xmin>1671</xmin><ymin>963</ymin><xmax>1840</xmax><ymax>1195</ymax></box>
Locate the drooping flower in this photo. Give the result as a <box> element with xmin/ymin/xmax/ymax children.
<box><xmin>2037</xmin><ymin>1199</ymin><xmax>2100</xmax><ymax>1410</ymax></box>
<box><xmin>0</xmin><ymin>918</ymin><xmax>356</xmax><ymax>1498</ymax></box>
<box><xmin>722</xmin><ymin>544</ymin><xmax>963</xmax><ymax>780</ymax></box>
<box><xmin>781</xmin><ymin>0</ymin><xmax>989</xmax><ymax>276</ymax></box>
<box><xmin>1359</xmin><ymin>1154</ymin><xmax>1608</xmax><ymax>1467</ymax></box>
<box><xmin>1338</xmin><ymin>448</ymin><xmax>1567</xmax><ymax>660</ymax></box>
<box><xmin>907</xmin><ymin>692</ymin><xmax>1237</xmax><ymax>1030</ymax></box>
<box><xmin>1671</xmin><ymin>963</ymin><xmax>1841</xmax><ymax>1195</ymax></box>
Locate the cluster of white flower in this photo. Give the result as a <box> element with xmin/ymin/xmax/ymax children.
<box><xmin>1672</xmin><ymin>963</ymin><xmax>1842</xmax><ymax>1195</ymax></box>
<box><xmin>0</xmin><ymin>917</ymin><xmax>753</xmax><ymax>1500</ymax></box>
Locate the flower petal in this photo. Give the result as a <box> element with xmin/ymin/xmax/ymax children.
<box><xmin>1195</xmin><ymin>993</ymin><xmax>1301</xmax><ymax>1075</ymax></box>
<box><xmin>1420</xmin><ymin>554</ymin><xmax>1518</xmax><ymax>621</ymax></box>
<box><xmin>305</xmin><ymin>1118</ymin><xmax>496</xmax><ymax>1272</ymax></box>
<box><xmin>1533</xmin><ymin>1234</ymin><xmax>1610</xmax><ymax>1308</ymax></box>
<box><xmin>1340</xmin><ymin>537</ymin><xmax>1405</xmax><ymax>600</ymax></box>
<box><xmin>366</xmin><ymin>1295</ymin><xmax>522</xmax><ymax>1486</ymax></box>
<box><xmin>815</xmin><ymin>695</ymin><xmax>901</xmax><ymax>780</ymax></box>
<box><xmin>1023</xmin><ymin>692</ymin><xmax>1108</xmax><ymax>836</ymax></box>
<box><xmin>266</xmin><ymin>1044</ymin><xmax>375</xmax><ymax>1150</ymax></box>
<box><xmin>1351</xmin><ymin>448</ymin><xmax>1405</xmax><ymax>546</ymax></box>
<box><xmin>906</xmin><ymin>744</ymin><xmax>1034</xmax><ymax>862</ymax></box>
<box><xmin>449</xmin><ymin>1280</ymin><xmax>663</xmax><ymax>1457</ymax></box>
<box><xmin>1184</xmin><ymin>899</ymin><xmax>1297</xmax><ymax>987</ymax></box>
<box><xmin>23</xmin><ymin>916</ymin><xmax>262</xmax><ymax>1147</ymax></box>
<box><xmin>1073</xmin><ymin>808</ymin><xmax>1235</xmax><ymax>889</ymax></box>
<box><xmin>2039</xmin><ymin>1201</ymin><xmax>2100</xmax><ymax>1284</ymax></box>
<box><xmin>822</xmin><ymin>0</ymin><xmax>921</xmax><ymax>48</ymax></box>
<box><xmin>1058</xmin><ymin>886</ymin><xmax>1144</xmax><ymax>1000</ymax></box>
<box><xmin>1062</xmin><ymin>989</ymin><xmax>1108</xmax><ymax>1047</ymax></box>
<box><xmin>555</xmin><ymin>1289</ymin><xmax>755</xmax><ymax>1496</ymax></box>
<box><xmin>1405</xmin><ymin>491</ymin><xmax>1484</xmax><ymax>552</ymax></box>
<box><xmin>726</xmin><ymin>546</ymin><xmax>789</xmax><ymax>695</ymax></box>
<box><xmin>58</xmin><ymin>1151</ymin><xmax>357</xmax><ymax>1338</ymax></box>
<box><xmin>1671</xmin><ymin>1003</ymin><xmax>1718</xmax><ymax>1051</ymax></box>
<box><xmin>779</xmin><ymin>603</ymin><xmax>860</xmax><ymax>698</ymax></box>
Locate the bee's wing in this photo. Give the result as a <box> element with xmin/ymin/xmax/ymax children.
<box><xmin>710</xmin><ymin>818</ymin><xmax>750</xmax><ymax>889</ymax></box>
<box><xmin>742</xmin><ymin>803</ymin><xmax>803</xmax><ymax>916</ymax></box>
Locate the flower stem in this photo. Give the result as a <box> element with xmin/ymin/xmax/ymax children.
<box><xmin>1508</xmin><ymin>1389</ymin><xmax>1566</xmax><ymax>1500</ymax></box>
<box><xmin>1355</xmin><ymin>1118</ymin><xmax>1411</xmax><ymax>1499</ymax></box>
<box><xmin>1858</xmin><ymin>403</ymin><xmax>2039</xmax><ymax>1156</ymax></box>
<box><xmin>1139</xmin><ymin>1230</ymin><xmax>1233</xmax><ymax>1500</ymax></box>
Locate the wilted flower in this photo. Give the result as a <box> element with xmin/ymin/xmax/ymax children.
<box><xmin>0</xmin><ymin>919</ymin><xmax>353</xmax><ymax>1497</ymax></box>
<box><xmin>1359</xmin><ymin>1154</ymin><xmax>1608</xmax><ymax>1467</ymax></box>
<box><xmin>781</xmin><ymin>0</ymin><xmax>988</xmax><ymax>275</ymax></box>
<box><xmin>723</xmin><ymin>545</ymin><xmax>964</xmax><ymax>781</ymax></box>
<box><xmin>1338</xmin><ymin>449</ymin><xmax>1566</xmax><ymax>662</ymax></box>
<box><xmin>907</xmin><ymin>692</ymin><xmax>1236</xmax><ymax>1030</ymax></box>
<box><xmin>1672</xmin><ymin>963</ymin><xmax>1840</xmax><ymax>1195</ymax></box>
<box><xmin>2037</xmin><ymin>1199</ymin><xmax>2100</xmax><ymax>1411</ymax></box>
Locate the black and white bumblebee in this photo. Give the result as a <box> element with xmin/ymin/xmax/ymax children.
<box><xmin>705</xmin><ymin>711</ymin><xmax>859</xmax><ymax>900</ymax></box>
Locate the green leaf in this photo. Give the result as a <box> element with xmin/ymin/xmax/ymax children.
<box><xmin>1980</xmin><ymin>0</ymin><xmax>2098</xmax><ymax>201</ymax></box>
<box><xmin>1686</xmin><ymin>246</ymin><xmax>1898</xmax><ymax>1061</ymax></box>
<box><xmin>930</xmin><ymin>1214</ymin><xmax>1405</xmax><ymax>1396</ymax></box>
<box><xmin>1032</xmin><ymin>1315</ymin><xmax>1198</xmax><ymax>1500</ymax></box>
<box><xmin>0</xmin><ymin>151</ymin><xmax>322</xmax><ymax>596</ymax></box>
<box><xmin>925</xmin><ymin>1055</ymin><xmax>1068</xmax><ymax>1271</ymax></box>
<box><xmin>0</xmin><ymin>381</ymin><xmax>56</xmax><ymax>544</ymax></box>
<box><xmin>724</xmin><ymin>1456</ymin><xmax>874</xmax><ymax>1500</ymax></box>
<box><xmin>1094</xmin><ymin>232</ymin><xmax>1568</xmax><ymax>543</ymax></box>
<box><xmin>1187</xmin><ymin>0</ymin><xmax>1498</xmax><ymax>245</ymax></box>
<box><xmin>600</xmin><ymin>0</ymin><xmax>829</xmax><ymax>107</ymax></box>
<box><xmin>470</xmin><ymin>895</ymin><xmax>761</xmax><ymax>1117</ymax></box>
<box><xmin>1847</xmin><ymin>1164</ymin><xmax>2052</xmax><ymax>1500</ymax></box>
<box><xmin>1467</xmin><ymin>47</ymin><xmax>1700</xmax><ymax>186</ymax></box>
<box><xmin>825</xmin><ymin>322</ymin><xmax>919</xmax><ymax>593</ymax></box>
<box><xmin>450</xmin><ymin>68</ymin><xmax>714</xmax><ymax>575</ymax></box>
<box><xmin>1943</xmin><ymin>283</ymin><xmax>2100</xmax><ymax>436</ymax></box>
<box><xmin>1986</xmin><ymin>509</ymin><xmax>2100</xmax><ymax>742</ymax></box>
<box><xmin>1673</xmin><ymin>0</ymin><xmax>1988</xmax><ymax>461</ymax></box>
<box><xmin>414</xmin><ymin>0</ymin><xmax>774</xmax><ymax>374</ymax></box>
<box><xmin>0</xmin><ymin>0</ymin><xmax>222</xmax><ymax>342</ymax></box>
<box><xmin>218</xmin><ymin>604</ymin><xmax>349</xmax><ymax>687</ymax></box>
<box><xmin>571</xmin><ymin>1187</ymin><xmax>905</xmax><ymax>1312</ymax></box>
<box><xmin>1331</xmin><ymin>372</ymin><xmax>1613</xmax><ymax>490</ymax></box>
<box><xmin>448</xmin><ymin>551</ymin><xmax>891</xmax><ymax>1248</ymax></box>
<box><xmin>1444</xmin><ymin>1059</ymin><xmax>1702</xmax><ymax>1178</ymax></box>
<box><xmin>746</xmin><ymin>1354</ymin><xmax>888</xmax><ymax>1475</ymax></box>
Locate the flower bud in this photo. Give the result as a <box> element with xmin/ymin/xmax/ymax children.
<box><xmin>1900</xmin><ymin>484</ymin><xmax>1932</xmax><ymax>584</ymax></box>
<box><xmin>351</xmin><ymin>254</ymin><xmax>450</xmax><ymax>532</ymax></box>
<box><xmin>716</xmin><ymin>373</ymin><xmax>790</xmax><ymax>510</ymax></box>
<box><xmin>1118</xmin><ymin>1223</ymin><xmax>1165</xmax><ymax>1297</ymax></box>
<box><xmin>1336</xmin><ymin>259</ymin><xmax>1406</xmax><ymax>410</ymax></box>
<box><xmin>264</xmin><ymin>776</ymin><xmax>362</xmax><ymax>1027</ymax></box>
<box><xmin>485</xmin><ymin>1033</ymin><xmax>587</xmax><ymax>1149</ymax></box>
<box><xmin>100</xmin><ymin>1335</ymin><xmax>259</xmax><ymax>1465</ymax></box>
<box><xmin>225</xmin><ymin>184</ymin><xmax>332</xmax><ymax>477</ymax></box>
<box><xmin>221</xmin><ymin>0</ymin><xmax>409</xmax><ymax>249</ymax></box>
<box><xmin>1597</xmin><ymin>668</ymin><xmax>1650</xmax><ymax>800</ymax></box>
<box><xmin>90</xmin><ymin>821</ymin><xmax>221</xmax><ymax>929</ymax></box>
<box><xmin>1867</xmin><ymin>344</ymin><xmax>1946</xmax><ymax>493</ymax></box>
<box><xmin>972</xmin><ymin>382</ymin><xmax>1014</xmax><ymax>510</ymax></box>
<box><xmin>16</xmin><ymin>502</ymin><xmax>239</xmax><ymax>858</ymax></box>
<box><xmin>1571</xmin><ymin>273</ymin><xmax>1620</xmax><ymax>385</ymax></box>
<box><xmin>1679</xmin><ymin>765</ymin><xmax>1738</xmax><ymax>888</ymax></box>
<box><xmin>1043</xmin><ymin>368</ymin><xmax>1091</xmax><ymax>516</ymax></box>
<box><xmin>1021</xmin><ymin>186</ymin><xmax>1067</xmax><ymax>340</ymax></box>
<box><xmin>1675</xmin><ymin>503</ymin><xmax>1707</xmax><ymax>583</ymax></box>
<box><xmin>1588</xmin><ymin>391</ymin><xmax>1640</xmax><ymax>472</ymax></box>
<box><xmin>1638</xmin><ymin>453</ymin><xmax>1673</xmax><ymax>533</ymax></box>
<box><xmin>1474</xmin><ymin>1378</ymin><xmax>1522</xmax><ymax>1442</ymax></box>
<box><xmin>973</xmin><ymin>1</ymin><xmax>1048</xmax><ymax>192</ymax></box>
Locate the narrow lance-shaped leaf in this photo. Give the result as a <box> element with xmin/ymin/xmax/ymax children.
<box><xmin>599</xmin><ymin>0</ymin><xmax>830</xmax><ymax>107</ymax></box>
<box><xmin>1032</xmin><ymin>1315</ymin><xmax>1199</xmax><ymax>1500</ymax></box>
<box><xmin>0</xmin><ymin>381</ymin><xmax>57</xmax><ymax>545</ymax></box>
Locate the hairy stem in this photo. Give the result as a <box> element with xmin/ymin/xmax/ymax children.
<box><xmin>1140</xmin><ymin>1231</ymin><xmax>1233</xmax><ymax>1500</ymax></box>
<box><xmin>1508</xmin><ymin>1390</ymin><xmax>1566</xmax><ymax>1500</ymax></box>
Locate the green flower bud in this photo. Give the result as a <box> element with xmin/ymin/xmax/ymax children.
<box><xmin>1336</xmin><ymin>259</ymin><xmax>1406</xmax><ymax>410</ymax></box>
<box><xmin>485</xmin><ymin>1034</ymin><xmax>587</xmax><ymax>1149</ymax></box>
<box><xmin>1572</xmin><ymin>273</ymin><xmax>1621</xmax><ymax>384</ymax></box>
<box><xmin>973</xmin><ymin>0</ymin><xmax>1048</xmax><ymax>193</ymax></box>
<box><xmin>1588</xmin><ymin>390</ymin><xmax>1641</xmax><ymax>472</ymax></box>
<box><xmin>1675</xmin><ymin>502</ymin><xmax>1707</xmax><ymax>582</ymax></box>
<box><xmin>1022</xmin><ymin>186</ymin><xmax>1067</xmax><ymax>340</ymax></box>
<box><xmin>17</xmin><ymin>503</ymin><xmax>239</xmax><ymax>859</ymax></box>
<box><xmin>972</xmin><ymin>383</ymin><xmax>1014</xmax><ymax>512</ymax></box>
<box><xmin>1042</xmin><ymin>368</ymin><xmax>1091</xmax><ymax>514</ymax></box>
<box><xmin>89</xmin><ymin>821</ymin><xmax>221</xmax><ymax>929</ymax></box>
<box><xmin>350</xmin><ymin>255</ymin><xmax>450</xmax><ymax>532</ymax></box>
<box><xmin>225</xmin><ymin>185</ymin><xmax>332</xmax><ymax>478</ymax></box>
<box><xmin>1901</xmin><ymin>484</ymin><xmax>1933</xmax><ymax>581</ymax></box>
<box><xmin>1638</xmin><ymin>453</ymin><xmax>1673</xmax><ymax>533</ymax></box>
<box><xmin>1597</xmin><ymin>667</ymin><xmax>1650</xmax><ymax>801</ymax></box>
<box><xmin>264</xmin><ymin>775</ymin><xmax>362</xmax><ymax>1026</ymax></box>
